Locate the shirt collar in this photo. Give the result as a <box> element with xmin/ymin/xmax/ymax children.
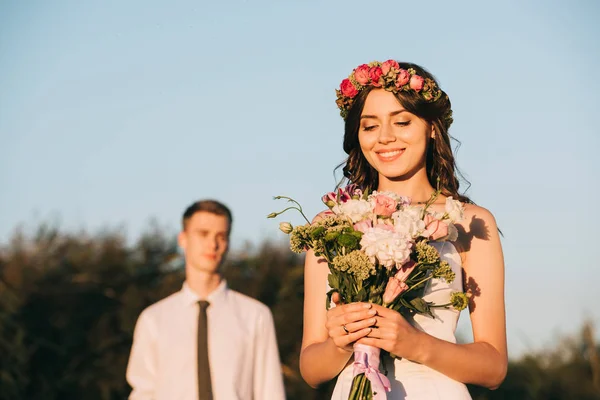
<box><xmin>181</xmin><ymin>279</ymin><xmax>228</xmax><ymax>307</ymax></box>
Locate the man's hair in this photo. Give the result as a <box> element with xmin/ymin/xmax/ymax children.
<box><xmin>181</xmin><ymin>199</ymin><xmax>233</xmax><ymax>233</ymax></box>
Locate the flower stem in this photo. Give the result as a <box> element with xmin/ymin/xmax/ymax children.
<box><xmin>420</xmin><ymin>186</ymin><xmax>441</xmax><ymax>218</ymax></box>
<box><xmin>429</xmin><ymin>302</ymin><xmax>451</xmax><ymax>308</ymax></box>
<box><xmin>362</xmin><ymin>375</ymin><xmax>372</xmax><ymax>399</ymax></box>
<box><xmin>403</xmin><ymin>275</ymin><xmax>434</xmax><ymax>295</ymax></box>
<box><xmin>274</xmin><ymin>196</ymin><xmax>311</xmax><ymax>223</ymax></box>
<box><xmin>357</xmin><ymin>374</ymin><xmax>367</xmax><ymax>399</ymax></box>
<box><xmin>348</xmin><ymin>374</ymin><xmax>363</xmax><ymax>400</ymax></box>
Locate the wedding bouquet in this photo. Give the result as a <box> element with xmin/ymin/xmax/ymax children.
<box><xmin>268</xmin><ymin>184</ymin><xmax>469</xmax><ymax>400</ymax></box>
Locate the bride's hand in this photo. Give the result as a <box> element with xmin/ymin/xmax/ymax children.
<box><xmin>356</xmin><ymin>304</ymin><xmax>423</xmax><ymax>360</ymax></box>
<box><xmin>325</xmin><ymin>293</ymin><xmax>377</xmax><ymax>353</ymax></box>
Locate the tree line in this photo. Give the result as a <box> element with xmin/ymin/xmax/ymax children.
<box><xmin>0</xmin><ymin>223</ymin><xmax>598</xmax><ymax>399</ymax></box>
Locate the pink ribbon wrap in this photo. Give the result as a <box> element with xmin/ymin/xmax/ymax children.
<box><xmin>352</xmin><ymin>344</ymin><xmax>391</xmax><ymax>399</ymax></box>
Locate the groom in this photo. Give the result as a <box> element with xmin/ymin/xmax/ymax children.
<box><xmin>126</xmin><ymin>199</ymin><xmax>286</xmax><ymax>400</ymax></box>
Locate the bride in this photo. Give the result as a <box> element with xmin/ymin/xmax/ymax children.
<box><xmin>299</xmin><ymin>60</ymin><xmax>507</xmax><ymax>399</ymax></box>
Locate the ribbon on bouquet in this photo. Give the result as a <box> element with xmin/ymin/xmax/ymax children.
<box><xmin>353</xmin><ymin>344</ymin><xmax>391</xmax><ymax>399</ymax></box>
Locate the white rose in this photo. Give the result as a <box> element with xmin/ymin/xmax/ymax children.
<box><xmin>445</xmin><ymin>197</ymin><xmax>464</xmax><ymax>222</ymax></box>
<box><xmin>391</xmin><ymin>206</ymin><xmax>425</xmax><ymax>238</ymax></box>
<box><xmin>360</xmin><ymin>227</ymin><xmax>412</xmax><ymax>270</ymax></box>
<box><xmin>332</xmin><ymin>199</ymin><xmax>372</xmax><ymax>223</ymax></box>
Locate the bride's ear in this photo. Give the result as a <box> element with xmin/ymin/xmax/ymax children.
<box><xmin>430</xmin><ymin>126</ymin><xmax>436</xmax><ymax>139</ymax></box>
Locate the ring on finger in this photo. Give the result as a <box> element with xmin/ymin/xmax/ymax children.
<box><xmin>342</xmin><ymin>324</ymin><xmax>349</xmax><ymax>334</ymax></box>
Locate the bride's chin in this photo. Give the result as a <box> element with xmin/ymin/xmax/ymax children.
<box><xmin>378</xmin><ymin>168</ymin><xmax>409</xmax><ymax>179</ymax></box>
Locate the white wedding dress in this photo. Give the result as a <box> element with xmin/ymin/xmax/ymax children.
<box><xmin>330</xmin><ymin>241</ymin><xmax>472</xmax><ymax>400</ymax></box>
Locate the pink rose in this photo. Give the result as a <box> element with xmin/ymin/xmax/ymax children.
<box><xmin>409</xmin><ymin>75</ymin><xmax>424</xmax><ymax>91</ymax></box>
<box><xmin>340</xmin><ymin>78</ymin><xmax>358</xmax><ymax>98</ymax></box>
<box><xmin>382</xmin><ymin>276</ymin><xmax>408</xmax><ymax>304</ymax></box>
<box><xmin>395</xmin><ymin>260</ymin><xmax>417</xmax><ymax>279</ymax></box>
<box><xmin>368</xmin><ymin>66</ymin><xmax>383</xmax><ymax>87</ymax></box>
<box><xmin>353</xmin><ymin>64</ymin><xmax>370</xmax><ymax>85</ymax></box>
<box><xmin>372</xmin><ymin>194</ymin><xmax>398</xmax><ymax>217</ymax></box>
<box><xmin>353</xmin><ymin>219</ymin><xmax>373</xmax><ymax>233</ymax></box>
<box><xmin>381</xmin><ymin>60</ymin><xmax>399</xmax><ymax>75</ymax></box>
<box><xmin>422</xmin><ymin>214</ymin><xmax>449</xmax><ymax>240</ymax></box>
<box><xmin>395</xmin><ymin>69</ymin><xmax>410</xmax><ymax>87</ymax></box>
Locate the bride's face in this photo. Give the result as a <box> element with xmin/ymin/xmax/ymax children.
<box><xmin>358</xmin><ymin>89</ymin><xmax>433</xmax><ymax>182</ymax></box>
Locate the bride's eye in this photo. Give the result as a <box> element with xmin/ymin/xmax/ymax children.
<box><xmin>362</xmin><ymin>125</ymin><xmax>377</xmax><ymax>131</ymax></box>
<box><xmin>395</xmin><ymin>121</ymin><xmax>410</xmax><ymax>127</ymax></box>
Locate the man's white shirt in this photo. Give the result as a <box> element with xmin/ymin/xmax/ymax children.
<box><xmin>126</xmin><ymin>280</ymin><xmax>286</xmax><ymax>400</ymax></box>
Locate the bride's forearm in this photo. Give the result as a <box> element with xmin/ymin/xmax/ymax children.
<box><xmin>299</xmin><ymin>338</ymin><xmax>353</xmax><ymax>388</ymax></box>
<box><xmin>413</xmin><ymin>334</ymin><xmax>507</xmax><ymax>389</ymax></box>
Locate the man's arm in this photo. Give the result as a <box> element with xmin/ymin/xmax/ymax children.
<box><xmin>126</xmin><ymin>309</ymin><xmax>158</xmax><ymax>400</ymax></box>
<box><xmin>253</xmin><ymin>308</ymin><xmax>286</xmax><ymax>400</ymax></box>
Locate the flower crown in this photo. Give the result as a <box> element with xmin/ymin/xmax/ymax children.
<box><xmin>335</xmin><ymin>60</ymin><xmax>444</xmax><ymax>120</ymax></box>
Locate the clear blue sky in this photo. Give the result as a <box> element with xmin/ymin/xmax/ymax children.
<box><xmin>1</xmin><ymin>0</ymin><xmax>599</xmax><ymax>358</ymax></box>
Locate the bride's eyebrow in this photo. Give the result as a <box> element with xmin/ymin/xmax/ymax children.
<box><xmin>389</xmin><ymin>110</ymin><xmax>408</xmax><ymax>117</ymax></box>
<box><xmin>360</xmin><ymin>110</ymin><xmax>407</xmax><ymax>120</ymax></box>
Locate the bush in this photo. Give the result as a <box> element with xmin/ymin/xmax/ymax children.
<box><xmin>0</xmin><ymin>224</ymin><xmax>598</xmax><ymax>399</ymax></box>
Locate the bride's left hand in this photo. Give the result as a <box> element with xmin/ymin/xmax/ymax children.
<box><xmin>356</xmin><ymin>304</ymin><xmax>424</xmax><ymax>361</ymax></box>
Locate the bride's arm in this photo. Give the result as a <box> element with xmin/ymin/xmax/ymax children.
<box><xmin>358</xmin><ymin>205</ymin><xmax>508</xmax><ymax>389</ymax></box>
<box><xmin>420</xmin><ymin>205</ymin><xmax>507</xmax><ymax>388</ymax></box>
<box><xmin>299</xmin><ymin>249</ymin><xmax>374</xmax><ymax>388</ymax></box>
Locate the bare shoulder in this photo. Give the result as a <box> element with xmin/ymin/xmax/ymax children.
<box><xmin>461</xmin><ymin>203</ymin><xmax>498</xmax><ymax>230</ymax></box>
<box><xmin>454</xmin><ymin>203</ymin><xmax>501</xmax><ymax>259</ymax></box>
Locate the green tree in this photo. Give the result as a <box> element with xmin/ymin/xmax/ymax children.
<box><xmin>1</xmin><ymin>224</ymin><xmax>599</xmax><ymax>399</ymax></box>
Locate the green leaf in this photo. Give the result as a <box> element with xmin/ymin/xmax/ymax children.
<box><xmin>337</xmin><ymin>234</ymin><xmax>358</xmax><ymax>248</ymax></box>
<box><xmin>327</xmin><ymin>273</ymin><xmax>339</xmax><ymax>290</ymax></box>
<box><xmin>399</xmin><ymin>297</ymin><xmax>413</xmax><ymax>310</ymax></box>
<box><xmin>326</xmin><ymin>289</ymin><xmax>337</xmax><ymax>310</ymax></box>
<box><xmin>368</xmin><ymin>283</ymin><xmax>385</xmax><ymax>303</ymax></box>
<box><xmin>356</xmin><ymin>288</ymin><xmax>367</xmax><ymax>302</ymax></box>
<box><xmin>310</xmin><ymin>226</ymin><xmax>325</xmax><ymax>239</ymax></box>
<box><xmin>324</xmin><ymin>231</ymin><xmax>341</xmax><ymax>242</ymax></box>
<box><xmin>410</xmin><ymin>297</ymin><xmax>433</xmax><ymax>317</ymax></box>
<box><xmin>349</xmin><ymin>230</ymin><xmax>363</xmax><ymax>240</ymax></box>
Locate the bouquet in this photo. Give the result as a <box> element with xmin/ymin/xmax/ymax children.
<box><xmin>268</xmin><ymin>184</ymin><xmax>470</xmax><ymax>400</ymax></box>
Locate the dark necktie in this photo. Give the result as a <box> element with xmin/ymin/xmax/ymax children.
<box><xmin>197</xmin><ymin>300</ymin><xmax>213</xmax><ymax>400</ymax></box>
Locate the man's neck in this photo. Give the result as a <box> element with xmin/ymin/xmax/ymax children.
<box><xmin>185</xmin><ymin>269</ymin><xmax>223</xmax><ymax>299</ymax></box>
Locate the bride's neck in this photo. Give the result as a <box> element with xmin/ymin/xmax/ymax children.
<box><xmin>377</xmin><ymin>174</ymin><xmax>436</xmax><ymax>203</ymax></box>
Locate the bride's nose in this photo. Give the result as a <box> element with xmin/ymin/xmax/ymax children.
<box><xmin>378</xmin><ymin>123</ymin><xmax>396</xmax><ymax>144</ymax></box>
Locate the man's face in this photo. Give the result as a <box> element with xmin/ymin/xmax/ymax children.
<box><xmin>178</xmin><ymin>211</ymin><xmax>229</xmax><ymax>274</ymax></box>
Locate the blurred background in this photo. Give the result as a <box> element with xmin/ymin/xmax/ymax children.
<box><xmin>1</xmin><ymin>0</ymin><xmax>599</xmax><ymax>399</ymax></box>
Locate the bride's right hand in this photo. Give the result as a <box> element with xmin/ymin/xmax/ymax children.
<box><xmin>325</xmin><ymin>292</ymin><xmax>377</xmax><ymax>353</ymax></box>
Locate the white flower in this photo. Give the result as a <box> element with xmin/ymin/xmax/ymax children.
<box><xmin>391</xmin><ymin>206</ymin><xmax>425</xmax><ymax>238</ymax></box>
<box><xmin>360</xmin><ymin>227</ymin><xmax>413</xmax><ymax>269</ymax></box>
<box><xmin>445</xmin><ymin>197</ymin><xmax>464</xmax><ymax>223</ymax></box>
<box><xmin>279</xmin><ymin>222</ymin><xmax>293</xmax><ymax>234</ymax></box>
<box><xmin>332</xmin><ymin>199</ymin><xmax>372</xmax><ymax>223</ymax></box>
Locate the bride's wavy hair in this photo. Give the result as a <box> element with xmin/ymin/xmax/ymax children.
<box><xmin>338</xmin><ymin>62</ymin><xmax>472</xmax><ymax>204</ymax></box>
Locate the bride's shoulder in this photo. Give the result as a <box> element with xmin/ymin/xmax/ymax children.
<box><xmin>462</xmin><ymin>202</ymin><xmax>496</xmax><ymax>220</ymax></box>
<box><xmin>458</xmin><ymin>202</ymin><xmax>499</xmax><ymax>235</ymax></box>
